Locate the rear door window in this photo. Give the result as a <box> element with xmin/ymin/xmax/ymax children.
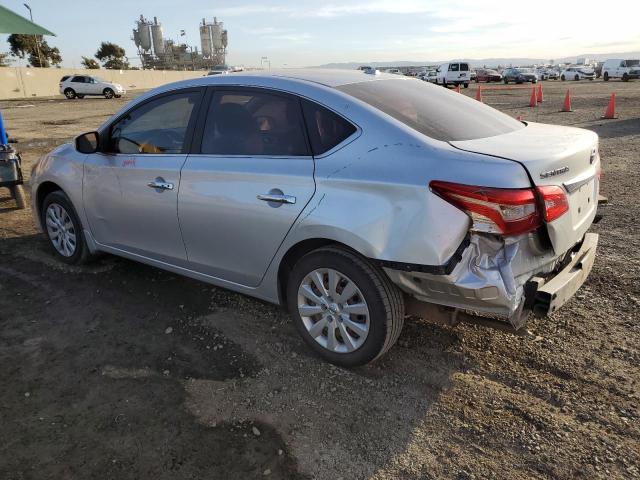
<box><xmin>200</xmin><ymin>89</ymin><xmax>309</xmax><ymax>156</ymax></box>
<box><xmin>302</xmin><ymin>100</ymin><xmax>357</xmax><ymax>156</ymax></box>
<box><xmin>460</xmin><ymin>63</ymin><xmax>469</xmax><ymax>71</ymax></box>
<box><xmin>337</xmin><ymin>79</ymin><xmax>524</xmax><ymax>141</ymax></box>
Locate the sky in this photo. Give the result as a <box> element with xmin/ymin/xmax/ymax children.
<box><xmin>2</xmin><ymin>0</ymin><xmax>639</xmax><ymax>68</ymax></box>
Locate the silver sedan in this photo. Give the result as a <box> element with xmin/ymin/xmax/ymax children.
<box><xmin>31</xmin><ymin>69</ymin><xmax>601</xmax><ymax>366</ymax></box>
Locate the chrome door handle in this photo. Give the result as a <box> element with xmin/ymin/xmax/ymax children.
<box><xmin>257</xmin><ymin>193</ymin><xmax>296</xmax><ymax>204</ymax></box>
<box><xmin>147</xmin><ymin>180</ymin><xmax>174</xmax><ymax>190</ymax></box>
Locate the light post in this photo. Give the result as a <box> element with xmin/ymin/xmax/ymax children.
<box><xmin>23</xmin><ymin>3</ymin><xmax>44</xmax><ymax>67</ymax></box>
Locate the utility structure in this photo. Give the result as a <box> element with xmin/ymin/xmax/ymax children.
<box><xmin>132</xmin><ymin>14</ymin><xmax>228</xmax><ymax>70</ymax></box>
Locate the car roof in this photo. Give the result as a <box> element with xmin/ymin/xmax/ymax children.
<box><xmin>210</xmin><ymin>68</ymin><xmax>402</xmax><ymax>87</ymax></box>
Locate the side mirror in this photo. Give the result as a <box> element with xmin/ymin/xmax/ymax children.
<box><xmin>75</xmin><ymin>131</ymin><xmax>99</xmax><ymax>154</ymax></box>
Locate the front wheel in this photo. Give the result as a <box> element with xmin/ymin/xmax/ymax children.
<box><xmin>603</xmin><ymin>72</ymin><xmax>609</xmax><ymax>81</ymax></box>
<box><xmin>622</xmin><ymin>73</ymin><xmax>629</xmax><ymax>82</ymax></box>
<box><xmin>561</xmin><ymin>75</ymin><xmax>566</xmax><ymax>81</ymax></box>
<box><xmin>103</xmin><ymin>88</ymin><xmax>115</xmax><ymax>99</ymax></box>
<box><xmin>41</xmin><ymin>191</ymin><xmax>92</xmax><ymax>265</ymax></box>
<box><xmin>463</xmin><ymin>83</ymin><xmax>469</xmax><ymax>88</ymax></box>
<box><xmin>287</xmin><ymin>246</ymin><xmax>404</xmax><ymax>367</ymax></box>
<box><xmin>76</xmin><ymin>94</ymin><xmax>85</xmax><ymax>99</ymax></box>
<box><xmin>574</xmin><ymin>74</ymin><xmax>580</xmax><ymax>81</ymax></box>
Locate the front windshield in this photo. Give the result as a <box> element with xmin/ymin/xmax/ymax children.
<box><xmin>337</xmin><ymin>78</ymin><xmax>524</xmax><ymax>141</ymax></box>
<box><xmin>518</xmin><ymin>68</ymin><xmax>533</xmax><ymax>73</ymax></box>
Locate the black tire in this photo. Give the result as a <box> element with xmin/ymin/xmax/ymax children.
<box><xmin>574</xmin><ymin>74</ymin><xmax>580</xmax><ymax>81</ymax></box>
<box><xmin>76</xmin><ymin>94</ymin><xmax>85</xmax><ymax>99</ymax></box>
<box><xmin>561</xmin><ymin>75</ymin><xmax>566</xmax><ymax>81</ymax></box>
<box><xmin>603</xmin><ymin>72</ymin><xmax>609</xmax><ymax>81</ymax></box>
<box><xmin>115</xmin><ymin>94</ymin><xmax>122</xmax><ymax>98</ymax></box>
<box><xmin>41</xmin><ymin>190</ymin><xmax>92</xmax><ymax>265</ymax></box>
<box><xmin>9</xmin><ymin>185</ymin><xmax>26</xmax><ymax>209</ymax></box>
<box><xmin>286</xmin><ymin>246</ymin><xmax>404</xmax><ymax>367</ymax></box>
<box><xmin>64</xmin><ymin>88</ymin><xmax>76</xmax><ymax>99</ymax></box>
<box><xmin>103</xmin><ymin>88</ymin><xmax>115</xmax><ymax>99</ymax></box>
<box><xmin>504</xmin><ymin>78</ymin><xmax>509</xmax><ymax>84</ymax></box>
<box><xmin>622</xmin><ymin>73</ymin><xmax>629</xmax><ymax>82</ymax></box>
<box><xmin>463</xmin><ymin>83</ymin><xmax>469</xmax><ymax>88</ymax></box>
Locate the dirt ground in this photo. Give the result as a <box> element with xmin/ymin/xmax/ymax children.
<box><xmin>0</xmin><ymin>79</ymin><xmax>638</xmax><ymax>480</ymax></box>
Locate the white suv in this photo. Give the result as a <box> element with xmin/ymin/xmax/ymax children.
<box><xmin>435</xmin><ymin>62</ymin><xmax>471</xmax><ymax>88</ymax></box>
<box><xmin>59</xmin><ymin>75</ymin><xmax>126</xmax><ymax>100</ymax></box>
<box><xmin>602</xmin><ymin>59</ymin><xmax>640</xmax><ymax>81</ymax></box>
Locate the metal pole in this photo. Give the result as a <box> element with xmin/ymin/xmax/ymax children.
<box><xmin>23</xmin><ymin>4</ymin><xmax>44</xmax><ymax>67</ymax></box>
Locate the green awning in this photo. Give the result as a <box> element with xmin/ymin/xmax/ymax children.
<box><xmin>0</xmin><ymin>5</ymin><xmax>55</xmax><ymax>35</ymax></box>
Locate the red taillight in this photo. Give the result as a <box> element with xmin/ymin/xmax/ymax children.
<box><xmin>536</xmin><ymin>185</ymin><xmax>569</xmax><ymax>222</ymax></box>
<box><xmin>430</xmin><ymin>181</ymin><xmax>541</xmax><ymax>236</ymax></box>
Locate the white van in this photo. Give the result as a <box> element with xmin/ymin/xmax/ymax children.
<box><xmin>602</xmin><ymin>59</ymin><xmax>640</xmax><ymax>81</ymax></box>
<box><xmin>435</xmin><ymin>62</ymin><xmax>471</xmax><ymax>88</ymax></box>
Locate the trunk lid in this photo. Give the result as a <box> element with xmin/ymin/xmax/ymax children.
<box><xmin>450</xmin><ymin>122</ymin><xmax>600</xmax><ymax>254</ymax></box>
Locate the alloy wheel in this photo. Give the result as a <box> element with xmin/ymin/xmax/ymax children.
<box><xmin>45</xmin><ymin>203</ymin><xmax>76</xmax><ymax>257</ymax></box>
<box><xmin>297</xmin><ymin>268</ymin><xmax>370</xmax><ymax>354</ymax></box>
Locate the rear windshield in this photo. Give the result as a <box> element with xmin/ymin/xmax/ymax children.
<box><xmin>337</xmin><ymin>79</ymin><xmax>524</xmax><ymax>141</ymax></box>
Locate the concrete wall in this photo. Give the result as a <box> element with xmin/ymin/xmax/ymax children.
<box><xmin>0</xmin><ymin>67</ymin><xmax>207</xmax><ymax>100</ymax></box>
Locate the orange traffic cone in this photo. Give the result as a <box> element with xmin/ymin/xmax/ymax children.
<box><xmin>602</xmin><ymin>92</ymin><xmax>617</xmax><ymax>119</ymax></box>
<box><xmin>537</xmin><ymin>83</ymin><xmax>543</xmax><ymax>103</ymax></box>
<box><xmin>529</xmin><ymin>86</ymin><xmax>537</xmax><ymax>107</ymax></box>
<box><xmin>475</xmin><ymin>86</ymin><xmax>482</xmax><ymax>102</ymax></box>
<box><xmin>561</xmin><ymin>89</ymin><xmax>572</xmax><ymax>112</ymax></box>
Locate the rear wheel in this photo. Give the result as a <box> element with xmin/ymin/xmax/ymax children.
<box><xmin>41</xmin><ymin>191</ymin><xmax>92</xmax><ymax>265</ymax></box>
<box><xmin>561</xmin><ymin>75</ymin><xmax>566</xmax><ymax>81</ymax></box>
<box><xmin>622</xmin><ymin>73</ymin><xmax>629</xmax><ymax>82</ymax></box>
<box><xmin>287</xmin><ymin>246</ymin><xmax>404</xmax><ymax>367</ymax></box>
<box><xmin>574</xmin><ymin>74</ymin><xmax>580</xmax><ymax>81</ymax></box>
<box><xmin>76</xmin><ymin>94</ymin><xmax>85</xmax><ymax>99</ymax></box>
<box><xmin>103</xmin><ymin>88</ymin><xmax>115</xmax><ymax>99</ymax></box>
<box><xmin>64</xmin><ymin>88</ymin><xmax>76</xmax><ymax>99</ymax></box>
<box><xmin>463</xmin><ymin>83</ymin><xmax>469</xmax><ymax>88</ymax></box>
<box><xmin>603</xmin><ymin>72</ymin><xmax>609</xmax><ymax>81</ymax></box>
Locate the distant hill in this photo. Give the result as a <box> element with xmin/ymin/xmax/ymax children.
<box><xmin>315</xmin><ymin>51</ymin><xmax>640</xmax><ymax>69</ymax></box>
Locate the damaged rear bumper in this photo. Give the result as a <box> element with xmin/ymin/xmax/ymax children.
<box><xmin>527</xmin><ymin>233</ymin><xmax>598</xmax><ymax>316</ymax></box>
<box><xmin>381</xmin><ymin>231</ymin><xmax>598</xmax><ymax>329</ymax></box>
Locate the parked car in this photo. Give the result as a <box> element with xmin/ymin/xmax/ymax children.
<box><xmin>475</xmin><ymin>69</ymin><xmax>502</xmax><ymax>83</ymax></box>
<box><xmin>502</xmin><ymin>68</ymin><xmax>538</xmax><ymax>84</ymax></box>
<box><xmin>207</xmin><ymin>69</ymin><xmax>229</xmax><ymax>76</ymax></box>
<box><xmin>560</xmin><ymin>66</ymin><xmax>595</xmax><ymax>81</ymax></box>
<box><xmin>535</xmin><ymin>68</ymin><xmax>549</xmax><ymax>80</ymax></box>
<box><xmin>32</xmin><ymin>70</ymin><xmax>601</xmax><ymax>366</ymax></box>
<box><xmin>435</xmin><ymin>62</ymin><xmax>471</xmax><ymax>87</ymax></box>
<box><xmin>601</xmin><ymin>59</ymin><xmax>640</xmax><ymax>81</ymax></box>
<box><xmin>423</xmin><ymin>70</ymin><xmax>438</xmax><ymax>83</ymax></box>
<box><xmin>385</xmin><ymin>68</ymin><xmax>403</xmax><ymax>75</ymax></box>
<box><xmin>59</xmin><ymin>75</ymin><xmax>125</xmax><ymax>100</ymax></box>
<box><xmin>545</xmin><ymin>69</ymin><xmax>560</xmax><ymax>80</ymax></box>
